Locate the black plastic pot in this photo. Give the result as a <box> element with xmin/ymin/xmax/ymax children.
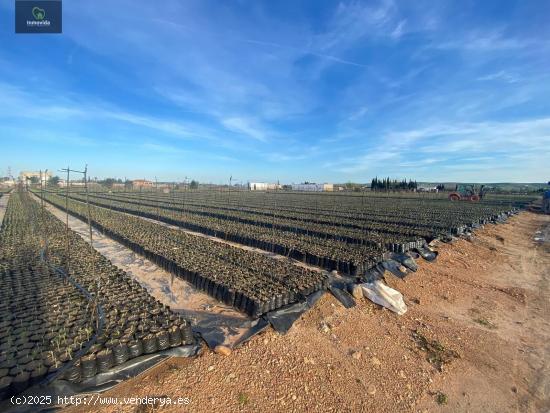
<box><xmin>112</xmin><ymin>343</ymin><xmax>129</xmax><ymax>364</ymax></box>
<box><xmin>127</xmin><ymin>340</ymin><xmax>143</xmax><ymax>358</ymax></box>
<box><xmin>80</xmin><ymin>354</ymin><xmax>97</xmax><ymax>378</ymax></box>
<box><xmin>96</xmin><ymin>349</ymin><xmax>114</xmax><ymax>373</ymax></box>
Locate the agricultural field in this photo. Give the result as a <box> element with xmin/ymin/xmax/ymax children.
<box><xmin>33</xmin><ymin>188</ymin><xmax>523</xmax><ymax>313</ymax></box>
<box><xmin>45</xmin><ymin>188</ymin><xmax>524</xmax><ymax>254</ymax></box>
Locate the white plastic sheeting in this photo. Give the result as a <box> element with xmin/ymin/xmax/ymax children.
<box><xmin>360</xmin><ymin>281</ymin><xmax>408</xmax><ymax>315</ymax></box>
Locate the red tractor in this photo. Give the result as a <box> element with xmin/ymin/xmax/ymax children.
<box><xmin>448</xmin><ymin>184</ymin><xmax>486</xmax><ymax>202</ymax></box>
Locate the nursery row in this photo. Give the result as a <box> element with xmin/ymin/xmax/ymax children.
<box><xmin>49</xmin><ymin>188</ymin><xmax>517</xmax><ymax>270</ymax></box>
<box><xmin>74</xmin><ymin>191</ymin><xmax>440</xmax><ymax>236</ymax></box>
<box><xmin>42</xmin><ymin>190</ymin><xmax>391</xmax><ymax>274</ymax></box>
<box><xmin>86</xmin><ymin>190</ymin><xmax>516</xmax><ymax>232</ymax></box>
<box><xmin>37</xmin><ymin>191</ymin><xmax>329</xmax><ymax>317</ymax></box>
<box><xmin>70</xmin><ymin>189</ymin><xmax>518</xmax><ymax>238</ymax></box>
<box><xmin>0</xmin><ymin>191</ymin><xmax>194</xmax><ymax>399</ymax></box>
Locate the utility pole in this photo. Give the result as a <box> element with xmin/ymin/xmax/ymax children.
<box><xmin>180</xmin><ymin>176</ymin><xmax>188</xmax><ymax>225</ymax></box>
<box><xmin>228</xmin><ymin>175</ymin><xmax>232</xmax><ymax>206</ymax></box>
<box><xmin>59</xmin><ymin>165</ymin><xmax>93</xmax><ymax>269</ymax></box>
<box><xmin>271</xmin><ymin>183</ymin><xmax>276</xmax><ymax>253</ymax></box>
<box><xmin>40</xmin><ymin>169</ymin><xmax>49</xmax><ymax>258</ymax></box>
<box><xmin>84</xmin><ymin>164</ymin><xmax>93</xmax><ymax>248</ymax></box>
<box><xmin>155</xmin><ymin>176</ymin><xmax>160</xmax><ymax>220</ymax></box>
<box><xmin>60</xmin><ymin>166</ymin><xmax>71</xmax><ymax>272</ymax></box>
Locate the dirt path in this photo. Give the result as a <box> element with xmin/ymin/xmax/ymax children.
<box><xmin>0</xmin><ymin>192</ymin><xmax>11</xmax><ymax>228</ymax></box>
<box><xmin>61</xmin><ymin>212</ymin><xmax>549</xmax><ymax>413</ymax></box>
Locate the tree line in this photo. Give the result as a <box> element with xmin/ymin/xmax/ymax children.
<box><xmin>370</xmin><ymin>177</ymin><xmax>418</xmax><ymax>192</ymax></box>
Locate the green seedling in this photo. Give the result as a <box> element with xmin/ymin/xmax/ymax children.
<box><xmin>473</xmin><ymin>317</ymin><xmax>497</xmax><ymax>329</ymax></box>
<box><xmin>412</xmin><ymin>330</ymin><xmax>459</xmax><ymax>372</ymax></box>
<box><xmin>238</xmin><ymin>393</ymin><xmax>249</xmax><ymax>406</ymax></box>
<box><xmin>436</xmin><ymin>392</ymin><xmax>448</xmax><ymax>405</ymax></box>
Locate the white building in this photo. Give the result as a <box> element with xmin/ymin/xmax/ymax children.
<box><xmin>57</xmin><ymin>180</ymin><xmax>86</xmax><ymax>188</ymax></box>
<box><xmin>291</xmin><ymin>183</ymin><xmax>334</xmax><ymax>192</ymax></box>
<box><xmin>19</xmin><ymin>171</ymin><xmax>52</xmax><ymax>185</ymax></box>
<box><xmin>417</xmin><ymin>186</ymin><xmax>439</xmax><ymax>193</ymax></box>
<box><xmin>0</xmin><ymin>177</ymin><xmax>16</xmax><ymax>188</ymax></box>
<box><xmin>248</xmin><ymin>182</ymin><xmax>281</xmax><ymax>191</ymax></box>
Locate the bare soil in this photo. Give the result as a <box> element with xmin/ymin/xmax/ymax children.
<box><xmin>61</xmin><ymin>212</ymin><xmax>550</xmax><ymax>413</ymax></box>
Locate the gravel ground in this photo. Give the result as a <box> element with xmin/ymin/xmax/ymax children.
<box><xmin>61</xmin><ymin>211</ymin><xmax>550</xmax><ymax>413</ymax></box>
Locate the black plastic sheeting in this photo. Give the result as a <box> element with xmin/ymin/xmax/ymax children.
<box><xmin>328</xmin><ymin>286</ymin><xmax>356</xmax><ymax>308</ymax></box>
<box><xmin>389</xmin><ymin>253</ymin><xmax>419</xmax><ymax>272</ymax></box>
<box><xmin>184</xmin><ymin>310</ymin><xmax>269</xmax><ymax>349</ymax></box>
<box><xmin>360</xmin><ymin>259</ymin><xmax>407</xmax><ymax>281</ymax></box>
<box><xmin>182</xmin><ymin>286</ymin><xmax>329</xmax><ymax>345</ymax></box>
<box><xmin>360</xmin><ymin>248</ymin><xmax>430</xmax><ymax>283</ymax></box>
<box><xmin>2</xmin><ymin>345</ymin><xmax>201</xmax><ymax>413</ymax></box>
<box><xmin>265</xmin><ymin>290</ymin><xmax>325</xmax><ymax>334</ymax></box>
<box><xmin>381</xmin><ymin>260</ymin><xmax>408</xmax><ymax>278</ymax></box>
<box><xmin>362</xmin><ymin>264</ymin><xmax>386</xmax><ymax>283</ymax></box>
<box><xmin>413</xmin><ymin>245</ymin><xmax>438</xmax><ymax>262</ymax></box>
<box><xmin>171</xmin><ymin>278</ymin><xmax>334</xmax><ymax>347</ymax></box>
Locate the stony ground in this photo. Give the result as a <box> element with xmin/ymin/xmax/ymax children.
<box><xmin>64</xmin><ymin>212</ymin><xmax>550</xmax><ymax>413</ymax></box>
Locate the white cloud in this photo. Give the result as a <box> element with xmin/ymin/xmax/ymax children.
<box><xmin>140</xmin><ymin>142</ymin><xmax>185</xmax><ymax>154</ymax></box>
<box><xmin>433</xmin><ymin>29</ymin><xmax>534</xmax><ymax>52</ymax></box>
<box><xmin>318</xmin><ymin>0</ymin><xmax>396</xmax><ymax>51</ymax></box>
<box><xmin>348</xmin><ymin>106</ymin><xmax>369</xmax><ymax>121</ymax></box>
<box><xmin>221</xmin><ymin>117</ymin><xmax>269</xmax><ymax>142</ymax></box>
<box><xmin>330</xmin><ymin>117</ymin><xmax>550</xmax><ymax>180</ymax></box>
<box><xmin>476</xmin><ymin>70</ymin><xmax>520</xmax><ymax>83</ymax></box>
<box><xmin>243</xmin><ymin>39</ymin><xmax>370</xmax><ymax>69</ymax></box>
<box><xmin>0</xmin><ymin>82</ymin><xmax>222</xmax><ymax>143</ymax></box>
<box><xmin>390</xmin><ymin>20</ymin><xmax>406</xmax><ymax>39</ymax></box>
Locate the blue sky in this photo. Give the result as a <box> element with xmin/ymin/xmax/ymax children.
<box><xmin>1</xmin><ymin>0</ymin><xmax>549</xmax><ymax>183</ymax></box>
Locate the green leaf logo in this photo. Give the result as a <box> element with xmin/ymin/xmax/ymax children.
<box><xmin>32</xmin><ymin>7</ymin><xmax>46</xmax><ymax>21</ymax></box>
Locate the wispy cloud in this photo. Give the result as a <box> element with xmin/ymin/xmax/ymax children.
<box><xmin>390</xmin><ymin>19</ymin><xmax>406</xmax><ymax>39</ymax></box>
<box><xmin>331</xmin><ymin>117</ymin><xmax>550</xmax><ymax>179</ymax></box>
<box><xmin>317</xmin><ymin>0</ymin><xmax>396</xmax><ymax>51</ymax></box>
<box><xmin>476</xmin><ymin>70</ymin><xmax>520</xmax><ymax>83</ymax></box>
<box><xmin>243</xmin><ymin>39</ymin><xmax>370</xmax><ymax>69</ymax></box>
<box><xmin>347</xmin><ymin>106</ymin><xmax>369</xmax><ymax>121</ymax></box>
<box><xmin>433</xmin><ymin>29</ymin><xmax>535</xmax><ymax>52</ymax></box>
<box><xmin>0</xmin><ymin>82</ymin><xmax>220</xmax><ymax>143</ymax></box>
<box><xmin>221</xmin><ymin>117</ymin><xmax>269</xmax><ymax>142</ymax></box>
<box><xmin>140</xmin><ymin>142</ymin><xmax>185</xmax><ymax>154</ymax></box>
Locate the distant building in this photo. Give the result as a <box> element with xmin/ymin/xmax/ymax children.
<box><xmin>291</xmin><ymin>183</ymin><xmax>333</xmax><ymax>192</ymax></box>
<box><xmin>0</xmin><ymin>177</ymin><xmax>15</xmax><ymax>188</ymax></box>
<box><xmin>417</xmin><ymin>186</ymin><xmax>439</xmax><ymax>193</ymax></box>
<box><xmin>248</xmin><ymin>182</ymin><xmax>281</xmax><ymax>191</ymax></box>
<box><xmin>132</xmin><ymin>179</ymin><xmax>154</xmax><ymax>189</ymax></box>
<box><xmin>19</xmin><ymin>171</ymin><xmax>52</xmax><ymax>184</ymax></box>
<box><xmin>58</xmin><ymin>181</ymin><xmax>86</xmax><ymax>188</ymax></box>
